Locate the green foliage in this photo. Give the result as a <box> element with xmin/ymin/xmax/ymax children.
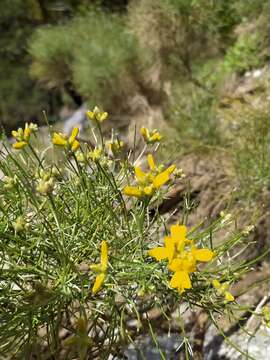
<box><xmin>128</xmin><ymin>0</ymin><xmax>239</xmax><ymax>76</ymax></box>
<box><xmin>29</xmin><ymin>10</ymin><xmax>137</xmax><ymax>109</ymax></box>
<box><xmin>0</xmin><ymin>118</ymin><xmax>258</xmax><ymax>359</ymax></box>
<box><xmin>233</xmin><ymin>105</ymin><xmax>270</xmax><ymax>199</ymax></box>
<box><xmin>0</xmin><ymin>0</ymin><xmax>91</xmax><ymax>133</ymax></box>
<box><xmin>222</xmin><ymin>32</ymin><xmax>264</xmax><ymax>74</ymax></box>
<box><xmin>168</xmin><ymin>82</ymin><xmax>221</xmax><ymax>151</ymax></box>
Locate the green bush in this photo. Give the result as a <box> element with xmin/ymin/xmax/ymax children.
<box><xmin>0</xmin><ymin>111</ymin><xmax>260</xmax><ymax>359</ymax></box>
<box><xmin>233</xmin><ymin>105</ymin><xmax>270</xmax><ymax>199</ymax></box>
<box><xmin>29</xmin><ymin>10</ymin><xmax>137</xmax><ymax>109</ymax></box>
<box><xmin>168</xmin><ymin>82</ymin><xmax>221</xmax><ymax>150</ymax></box>
<box><xmin>222</xmin><ymin>32</ymin><xmax>264</xmax><ymax>74</ymax></box>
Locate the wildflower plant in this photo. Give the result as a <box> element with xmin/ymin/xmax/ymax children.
<box><xmin>0</xmin><ymin>110</ymin><xmax>262</xmax><ymax>359</ymax></box>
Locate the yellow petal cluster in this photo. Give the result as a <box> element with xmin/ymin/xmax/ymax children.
<box><xmin>212</xmin><ymin>279</ymin><xmax>235</xmax><ymax>302</ymax></box>
<box><xmin>12</xmin><ymin>122</ymin><xmax>38</xmax><ymax>150</ymax></box>
<box><xmin>90</xmin><ymin>241</ymin><xmax>108</xmax><ymax>294</ymax></box>
<box><xmin>140</xmin><ymin>127</ymin><xmax>162</xmax><ymax>144</ymax></box>
<box><xmin>108</xmin><ymin>139</ymin><xmax>124</xmax><ymax>154</ymax></box>
<box><xmin>149</xmin><ymin>224</ymin><xmax>214</xmax><ymax>294</ymax></box>
<box><xmin>36</xmin><ymin>169</ymin><xmax>55</xmax><ymax>196</ymax></box>
<box><xmin>52</xmin><ymin>127</ymin><xmax>80</xmax><ymax>152</ymax></box>
<box><xmin>124</xmin><ymin>154</ymin><xmax>175</xmax><ymax>198</ymax></box>
<box><xmin>87</xmin><ymin>106</ymin><xmax>108</xmax><ymax>123</ymax></box>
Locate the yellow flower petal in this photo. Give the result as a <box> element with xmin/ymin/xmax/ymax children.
<box><xmin>167</xmin><ymin>165</ymin><xmax>176</xmax><ymax>174</ymax></box>
<box><xmin>152</xmin><ymin>170</ymin><xmax>170</xmax><ymax>188</ymax></box>
<box><xmin>148</xmin><ymin>247</ymin><xmax>168</xmax><ymax>261</ymax></box>
<box><xmin>24</xmin><ymin>127</ymin><xmax>31</xmax><ymax>141</ymax></box>
<box><xmin>87</xmin><ymin>111</ymin><xmax>94</xmax><ymax>120</ymax></box>
<box><xmin>147</xmin><ymin>154</ymin><xmax>156</xmax><ymax>171</ymax></box>
<box><xmin>169</xmin><ymin>271</ymin><xmax>191</xmax><ymax>293</ymax></box>
<box><xmin>134</xmin><ymin>166</ymin><xmax>147</xmax><ymax>182</ymax></box>
<box><xmin>123</xmin><ymin>186</ymin><xmax>143</xmax><ymax>198</ymax></box>
<box><xmin>69</xmin><ymin>127</ymin><xmax>79</xmax><ymax>143</ymax></box>
<box><xmin>170</xmin><ymin>225</ymin><xmax>187</xmax><ymax>243</ymax></box>
<box><xmin>12</xmin><ymin>141</ymin><xmax>27</xmax><ymax>150</ymax></box>
<box><xmin>212</xmin><ymin>279</ymin><xmax>221</xmax><ymax>289</ymax></box>
<box><xmin>193</xmin><ymin>248</ymin><xmax>214</xmax><ymax>262</ymax></box>
<box><xmin>149</xmin><ymin>132</ymin><xmax>162</xmax><ymax>142</ymax></box>
<box><xmin>225</xmin><ymin>291</ymin><xmax>235</xmax><ymax>302</ymax></box>
<box><xmin>101</xmin><ymin>240</ymin><xmax>108</xmax><ymax>272</ymax></box>
<box><xmin>164</xmin><ymin>236</ymin><xmax>176</xmax><ymax>262</ymax></box>
<box><xmin>99</xmin><ymin>112</ymin><xmax>108</xmax><ymax>122</ymax></box>
<box><xmin>53</xmin><ymin>133</ymin><xmax>67</xmax><ymax>146</ymax></box>
<box><xmin>71</xmin><ymin>140</ymin><xmax>80</xmax><ymax>152</ymax></box>
<box><xmin>143</xmin><ymin>185</ymin><xmax>154</xmax><ymax>196</ymax></box>
<box><xmin>140</xmin><ymin>127</ymin><xmax>149</xmax><ymax>141</ymax></box>
<box><xmin>92</xmin><ymin>273</ymin><xmax>105</xmax><ymax>294</ymax></box>
<box><xmin>168</xmin><ymin>258</ymin><xmax>183</xmax><ymax>272</ymax></box>
<box><xmin>182</xmin><ymin>258</ymin><xmax>196</xmax><ymax>272</ymax></box>
<box><xmin>12</xmin><ymin>130</ymin><xmax>18</xmax><ymax>138</ymax></box>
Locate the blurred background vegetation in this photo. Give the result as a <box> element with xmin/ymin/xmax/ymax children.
<box><xmin>2</xmin><ymin>0</ymin><xmax>270</xmax><ymax>198</ymax></box>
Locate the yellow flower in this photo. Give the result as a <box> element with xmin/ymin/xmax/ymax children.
<box><xmin>225</xmin><ymin>291</ymin><xmax>235</xmax><ymax>302</ymax></box>
<box><xmin>191</xmin><ymin>247</ymin><xmax>214</xmax><ymax>262</ymax></box>
<box><xmin>149</xmin><ymin>225</ymin><xmax>188</xmax><ymax>263</ymax></box>
<box><xmin>90</xmin><ymin>241</ymin><xmax>108</xmax><ymax>294</ymax></box>
<box><xmin>169</xmin><ymin>270</ymin><xmax>191</xmax><ymax>294</ymax></box>
<box><xmin>13</xmin><ymin>141</ymin><xmax>28</xmax><ymax>150</ymax></box>
<box><xmin>212</xmin><ymin>279</ymin><xmax>235</xmax><ymax>302</ymax></box>
<box><xmin>147</xmin><ymin>154</ymin><xmax>156</xmax><ymax>171</ymax></box>
<box><xmin>87</xmin><ymin>106</ymin><xmax>108</xmax><ymax>122</ymax></box>
<box><xmin>124</xmin><ymin>154</ymin><xmax>176</xmax><ymax>199</ymax></box>
<box><xmin>152</xmin><ymin>165</ymin><xmax>176</xmax><ymax>189</ymax></box>
<box><xmin>88</xmin><ymin>147</ymin><xmax>103</xmax><ymax>162</ymax></box>
<box><xmin>124</xmin><ymin>186</ymin><xmax>143</xmax><ymax>198</ymax></box>
<box><xmin>108</xmin><ymin>139</ymin><xmax>124</xmax><ymax>154</ymax></box>
<box><xmin>149</xmin><ymin>224</ymin><xmax>214</xmax><ymax>294</ymax></box>
<box><xmin>52</xmin><ymin>132</ymin><xmax>68</xmax><ymax>146</ymax></box>
<box><xmin>148</xmin><ymin>236</ymin><xmax>177</xmax><ymax>263</ymax></box>
<box><xmin>140</xmin><ymin>127</ymin><xmax>162</xmax><ymax>144</ymax></box>
<box><xmin>12</xmin><ymin>122</ymin><xmax>38</xmax><ymax>150</ymax></box>
<box><xmin>52</xmin><ymin>127</ymin><xmax>80</xmax><ymax>152</ymax></box>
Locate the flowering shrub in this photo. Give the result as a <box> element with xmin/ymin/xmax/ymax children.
<box><xmin>0</xmin><ymin>108</ymin><xmax>259</xmax><ymax>359</ymax></box>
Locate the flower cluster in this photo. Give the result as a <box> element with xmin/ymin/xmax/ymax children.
<box><xmin>149</xmin><ymin>224</ymin><xmax>214</xmax><ymax>293</ymax></box>
<box><xmin>52</xmin><ymin>127</ymin><xmax>80</xmax><ymax>152</ymax></box>
<box><xmin>107</xmin><ymin>139</ymin><xmax>124</xmax><ymax>155</ymax></box>
<box><xmin>3</xmin><ymin>175</ymin><xmax>18</xmax><ymax>190</ymax></box>
<box><xmin>36</xmin><ymin>168</ymin><xmax>56</xmax><ymax>196</ymax></box>
<box><xmin>87</xmin><ymin>106</ymin><xmax>108</xmax><ymax>123</ymax></box>
<box><xmin>124</xmin><ymin>154</ymin><xmax>175</xmax><ymax>198</ymax></box>
<box><xmin>212</xmin><ymin>279</ymin><xmax>234</xmax><ymax>302</ymax></box>
<box><xmin>12</xmin><ymin>216</ymin><xmax>27</xmax><ymax>233</ymax></box>
<box><xmin>140</xmin><ymin>127</ymin><xmax>162</xmax><ymax>144</ymax></box>
<box><xmin>12</xmin><ymin>122</ymin><xmax>38</xmax><ymax>150</ymax></box>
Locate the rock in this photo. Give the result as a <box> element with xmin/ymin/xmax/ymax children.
<box><xmin>204</xmin><ymin>323</ymin><xmax>270</xmax><ymax>360</ymax></box>
<box><xmin>121</xmin><ymin>333</ymin><xmax>185</xmax><ymax>360</ymax></box>
<box><xmin>63</xmin><ymin>104</ymin><xmax>87</xmax><ymax>134</ymax></box>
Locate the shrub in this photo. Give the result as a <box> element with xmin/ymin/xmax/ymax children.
<box><xmin>0</xmin><ymin>107</ymin><xmax>262</xmax><ymax>359</ymax></box>
<box><xmin>168</xmin><ymin>84</ymin><xmax>221</xmax><ymax>150</ymax></box>
<box><xmin>233</xmin><ymin>105</ymin><xmax>270</xmax><ymax>199</ymax></box>
<box><xmin>29</xmin><ymin>10</ymin><xmax>137</xmax><ymax>109</ymax></box>
<box><xmin>222</xmin><ymin>31</ymin><xmax>264</xmax><ymax>74</ymax></box>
